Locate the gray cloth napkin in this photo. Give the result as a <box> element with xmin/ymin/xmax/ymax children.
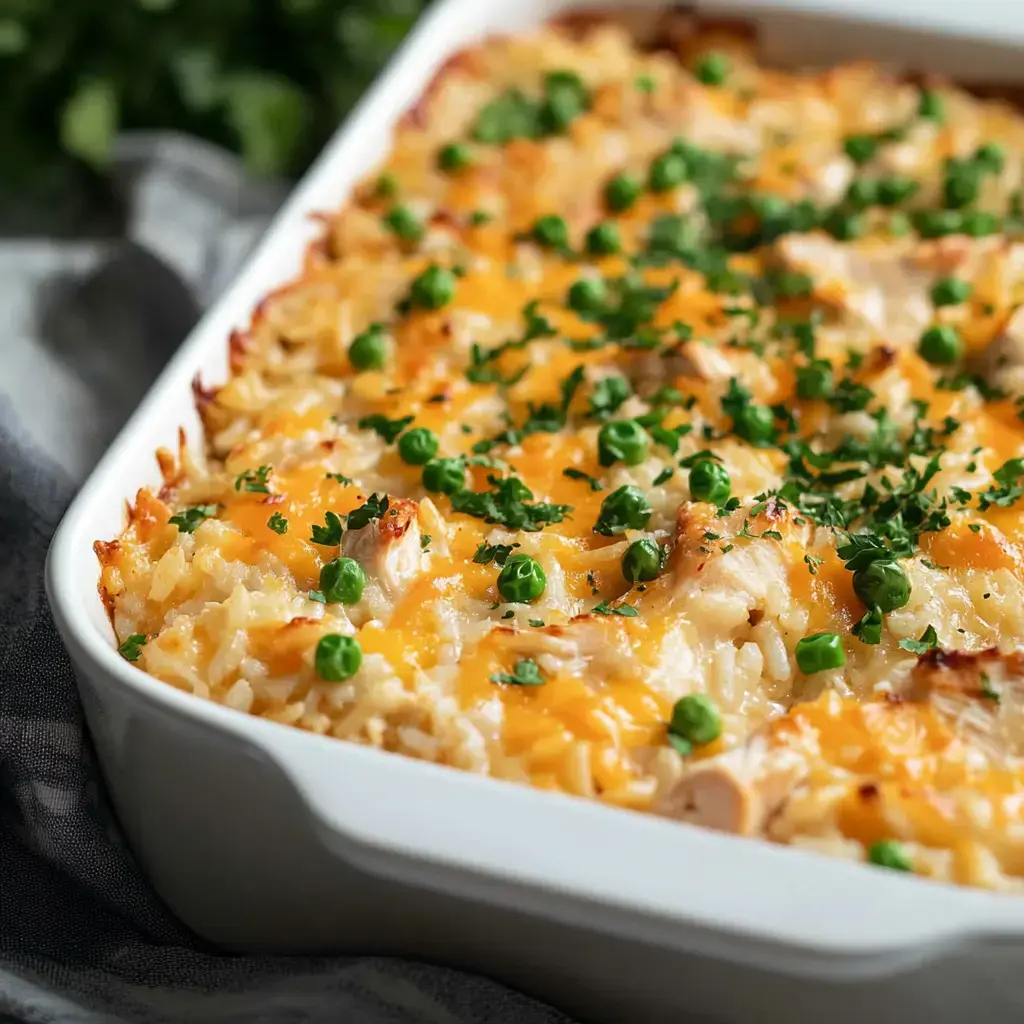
<box><xmin>0</xmin><ymin>135</ymin><xmax>573</xmax><ymax>1024</ymax></box>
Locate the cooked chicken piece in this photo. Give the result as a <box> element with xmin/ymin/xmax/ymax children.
<box><xmin>776</xmin><ymin>234</ymin><xmax>935</xmax><ymax>346</ymax></box>
<box><xmin>905</xmin><ymin>648</ymin><xmax>1024</xmax><ymax>759</ymax></box>
<box><xmin>341</xmin><ymin>496</ymin><xmax>426</xmax><ymax>594</ymax></box>
<box><xmin>495</xmin><ymin>616</ymin><xmax>635</xmax><ymax>677</ymax></box>
<box><xmin>658</xmin><ymin>735</ymin><xmax>810</xmax><ymax>834</ymax></box>
<box><xmin>971</xmin><ymin>306</ymin><xmax>1024</xmax><ymax>395</ymax></box>
<box><xmin>625</xmin><ymin>340</ymin><xmax>737</xmax><ymax>391</ymax></box>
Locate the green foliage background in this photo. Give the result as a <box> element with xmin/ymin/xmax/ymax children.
<box><xmin>1</xmin><ymin>0</ymin><xmax>428</xmax><ymax>188</ymax></box>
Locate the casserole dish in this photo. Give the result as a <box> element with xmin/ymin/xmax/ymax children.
<box><xmin>47</xmin><ymin>2</ymin><xmax>1024</xmax><ymax>1021</ymax></box>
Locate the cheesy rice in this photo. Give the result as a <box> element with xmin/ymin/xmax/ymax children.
<box><xmin>98</xmin><ymin>11</ymin><xmax>1024</xmax><ymax>890</ymax></box>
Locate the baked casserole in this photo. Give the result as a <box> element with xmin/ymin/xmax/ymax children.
<box><xmin>98</xmin><ymin>11</ymin><xmax>1024</xmax><ymax>890</ymax></box>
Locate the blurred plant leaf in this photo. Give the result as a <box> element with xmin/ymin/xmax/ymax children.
<box><xmin>60</xmin><ymin>79</ymin><xmax>118</xmax><ymax>167</ymax></box>
<box><xmin>222</xmin><ymin>73</ymin><xmax>308</xmax><ymax>177</ymax></box>
<box><xmin>0</xmin><ymin>19</ymin><xmax>29</xmax><ymax>55</ymax></box>
<box><xmin>171</xmin><ymin>46</ymin><xmax>222</xmax><ymax>112</ymax></box>
<box><xmin>4</xmin><ymin>0</ymin><xmax>428</xmax><ymax>187</ymax></box>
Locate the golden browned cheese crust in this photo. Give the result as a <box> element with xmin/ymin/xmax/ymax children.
<box><xmin>98</xmin><ymin>12</ymin><xmax>1024</xmax><ymax>890</ymax></box>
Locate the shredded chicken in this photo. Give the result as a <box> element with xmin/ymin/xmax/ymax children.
<box><xmin>341</xmin><ymin>496</ymin><xmax>426</xmax><ymax>594</ymax></box>
<box><xmin>658</xmin><ymin>735</ymin><xmax>810</xmax><ymax>834</ymax></box>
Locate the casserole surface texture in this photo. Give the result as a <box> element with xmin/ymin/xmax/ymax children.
<box><xmin>98</xmin><ymin>10</ymin><xmax>1024</xmax><ymax>891</ymax></box>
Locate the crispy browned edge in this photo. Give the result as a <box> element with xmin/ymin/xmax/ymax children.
<box><xmin>95</xmin><ymin>2</ymin><xmax>1024</xmax><ymax>588</ymax></box>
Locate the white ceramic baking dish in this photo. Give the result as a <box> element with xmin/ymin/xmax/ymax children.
<box><xmin>47</xmin><ymin>2</ymin><xmax>1024</xmax><ymax>1021</ymax></box>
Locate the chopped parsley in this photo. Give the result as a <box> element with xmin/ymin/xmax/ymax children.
<box><xmin>491</xmin><ymin>658</ymin><xmax>546</xmax><ymax>687</ymax></box>
<box><xmin>593</xmin><ymin>601</ymin><xmax>639</xmax><ymax>617</ymax></box>
<box><xmin>347</xmin><ymin>493</ymin><xmax>390</xmax><ymax>531</ymax></box>
<box><xmin>325</xmin><ymin>472</ymin><xmax>354</xmax><ymax>486</ymax></box>
<box><xmin>450</xmin><ymin>475</ymin><xmax>572</xmax><ymax>532</ymax></box>
<box><xmin>472</xmin><ymin>541</ymin><xmax>520</xmax><ymax>566</ymax></box>
<box><xmin>589</xmin><ymin>375</ymin><xmax>632</xmax><ymax>419</ymax></box>
<box><xmin>266</xmin><ymin>512</ymin><xmax>289</xmax><ymax>535</ymax></box>
<box><xmin>117</xmin><ymin>634</ymin><xmax>148</xmax><ymax>662</ymax></box>
<box><xmin>898</xmin><ymin>625</ymin><xmax>939</xmax><ymax>654</ymax></box>
<box><xmin>309</xmin><ymin>511</ymin><xmax>344</xmax><ymax>546</ymax></box>
<box><xmin>358</xmin><ymin>414</ymin><xmax>415</xmax><ymax>444</ymax></box>
<box><xmin>234</xmin><ymin>465</ymin><xmax>272</xmax><ymax>493</ymax></box>
<box><xmin>562</xmin><ymin>468</ymin><xmax>604</xmax><ymax>491</ymax></box>
<box><xmin>168</xmin><ymin>504</ymin><xmax>218</xmax><ymax>533</ymax></box>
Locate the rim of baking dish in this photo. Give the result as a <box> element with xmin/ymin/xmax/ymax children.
<box><xmin>47</xmin><ymin>0</ymin><xmax>1024</xmax><ymax>978</ymax></box>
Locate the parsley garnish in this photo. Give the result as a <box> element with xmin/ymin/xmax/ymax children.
<box><xmin>347</xmin><ymin>493</ymin><xmax>390</xmax><ymax>531</ymax></box>
<box><xmin>490</xmin><ymin>658</ymin><xmax>546</xmax><ymax>687</ymax></box>
<box><xmin>450</xmin><ymin>475</ymin><xmax>572</xmax><ymax>532</ymax></box>
<box><xmin>325</xmin><ymin>472</ymin><xmax>353</xmax><ymax>486</ymax></box>
<box><xmin>472</xmin><ymin>542</ymin><xmax>520</xmax><ymax>566</ymax></box>
<box><xmin>593</xmin><ymin>601</ymin><xmax>639</xmax><ymax>617</ymax></box>
<box><xmin>978</xmin><ymin>459</ymin><xmax>1024</xmax><ymax>511</ymax></box>
<box><xmin>267</xmin><ymin>512</ymin><xmax>288</xmax><ymax>535</ymax></box>
<box><xmin>168</xmin><ymin>504</ymin><xmax>218</xmax><ymax>533</ymax></box>
<box><xmin>358</xmin><ymin>414</ymin><xmax>414</xmax><ymax>444</ymax></box>
<box><xmin>589</xmin><ymin>376</ymin><xmax>632</xmax><ymax>419</ymax></box>
<box><xmin>309</xmin><ymin>511</ymin><xmax>344</xmax><ymax>546</ymax></box>
<box><xmin>653</xmin><ymin>467</ymin><xmax>674</xmax><ymax>486</ymax></box>
<box><xmin>562</xmin><ymin>468</ymin><xmax>604</xmax><ymax>491</ymax></box>
<box><xmin>852</xmin><ymin>606</ymin><xmax>883</xmax><ymax>645</ymax></box>
<box><xmin>235</xmin><ymin>465</ymin><xmax>272</xmax><ymax>493</ymax></box>
<box><xmin>898</xmin><ymin>625</ymin><xmax>939</xmax><ymax>654</ymax></box>
<box><xmin>420</xmin><ymin>534</ymin><xmax>432</xmax><ymax>551</ymax></box>
<box><xmin>118</xmin><ymin>634</ymin><xmax>148</xmax><ymax>662</ymax></box>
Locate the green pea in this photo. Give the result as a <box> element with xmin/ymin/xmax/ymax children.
<box><xmin>422</xmin><ymin>457</ymin><xmax>465</xmax><ymax>495</ymax></box>
<box><xmin>918</xmin><ymin>324</ymin><xmax>963</xmax><ymax>365</ymax></box>
<box><xmin>349</xmin><ymin>326</ymin><xmax>388</xmax><ymax>372</ymax></box>
<box><xmin>772</xmin><ymin>271</ymin><xmax>813</xmax><ymax>300</ymax></box>
<box><xmin>867</xmin><ymin>839</ymin><xmax>913</xmax><ymax>872</ymax></box>
<box><xmin>375</xmin><ymin>172</ymin><xmax>398</xmax><ymax>198</ymax></box>
<box><xmin>852</xmin><ymin>560</ymin><xmax>911</xmax><ymax>613</ymax></box>
<box><xmin>688</xmin><ymin>460</ymin><xmax>731</xmax><ymax>504</ymax></box>
<box><xmin>914</xmin><ymin>209</ymin><xmax>963</xmax><ymax>238</ymax></box>
<box><xmin>621</xmin><ymin>539</ymin><xmax>662</xmax><ymax>583</ymax></box>
<box><xmin>594</xmin><ymin>485</ymin><xmax>652</xmax><ymax>536</ymax></box>
<box><xmin>975</xmin><ymin>141</ymin><xmax>1005</xmax><ymax>173</ymax></box>
<box><xmin>694</xmin><ymin>52</ymin><xmax>730</xmax><ymax>87</ymax></box>
<box><xmin>876</xmin><ymin>176</ymin><xmax>919</xmax><ymax>207</ymax></box>
<box><xmin>888</xmin><ymin>212</ymin><xmax>912</xmax><ymax>237</ymax></box>
<box><xmin>567</xmin><ymin>277</ymin><xmax>607</xmax><ymax>315</ymax></box>
<box><xmin>844</xmin><ymin>135</ymin><xmax>878</xmax><ymax>165</ymax></box>
<box><xmin>732</xmin><ymin>403</ymin><xmax>775</xmax><ymax>446</ymax></box>
<box><xmin>824</xmin><ymin>210</ymin><xmax>865</xmax><ymax>241</ymax></box>
<box><xmin>845</xmin><ymin>178</ymin><xmax>879</xmax><ymax>210</ymax></box>
<box><xmin>598</xmin><ymin>419</ymin><xmax>650</xmax><ymax>467</ymax></box>
<box><xmin>384</xmin><ymin>204</ymin><xmax>424</xmax><ymax>243</ymax></box>
<box><xmin>497</xmin><ymin>553</ymin><xmax>547</xmax><ymax>603</ymax></box>
<box><xmin>437</xmin><ymin>142</ymin><xmax>474</xmax><ymax>174</ymax></box>
<box><xmin>541</xmin><ymin>69</ymin><xmax>590</xmax><ymax>132</ymax></box>
<box><xmin>648</xmin><ymin>151</ymin><xmax>688</xmax><ymax>193</ymax></box>
<box><xmin>605</xmin><ymin>172</ymin><xmax>643</xmax><ymax>212</ymax></box>
<box><xmin>930</xmin><ymin>277</ymin><xmax>972</xmax><ymax>307</ymax></box>
<box><xmin>918</xmin><ymin>90</ymin><xmax>944</xmax><ymax>123</ymax></box>
<box><xmin>315</xmin><ymin>634</ymin><xmax>363</xmax><ymax>682</ymax></box>
<box><xmin>944</xmin><ymin>166</ymin><xmax>980</xmax><ymax>209</ymax></box>
<box><xmin>319</xmin><ymin>557</ymin><xmax>366</xmax><ymax>605</ymax></box>
<box><xmin>795</xmin><ymin>632</ymin><xmax>846</xmax><ymax>674</ymax></box>
<box><xmin>961</xmin><ymin>210</ymin><xmax>1001</xmax><ymax>237</ymax></box>
<box><xmin>409</xmin><ymin>265</ymin><xmax>456</xmax><ymax>310</ymax></box>
<box><xmin>669</xmin><ymin>694</ymin><xmax>722</xmax><ymax>746</ymax></box>
<box><xmin>586</xmin><ymin>221</ymin><xmax>622</xmax><ymax>255</ymax></box>
<box><xmin>796</xmin><ymin>359</ymin><xmax>835</xmax><ymax>400</ymax></box>
<box><xmin>532</xmin><ymin>214</ymin><xmax>569</xmax><ymax>248</ymax></box>
<box><xmin>397</xmin><ymin>427</ymin><xmax>439</xmax><ymax>466</ymax></box>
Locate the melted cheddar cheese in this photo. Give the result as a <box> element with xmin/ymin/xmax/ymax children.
<box><xmin>99</xmin><ymin>11</ymin><xmax>1024</xmax><ymax>890</ymax></box>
